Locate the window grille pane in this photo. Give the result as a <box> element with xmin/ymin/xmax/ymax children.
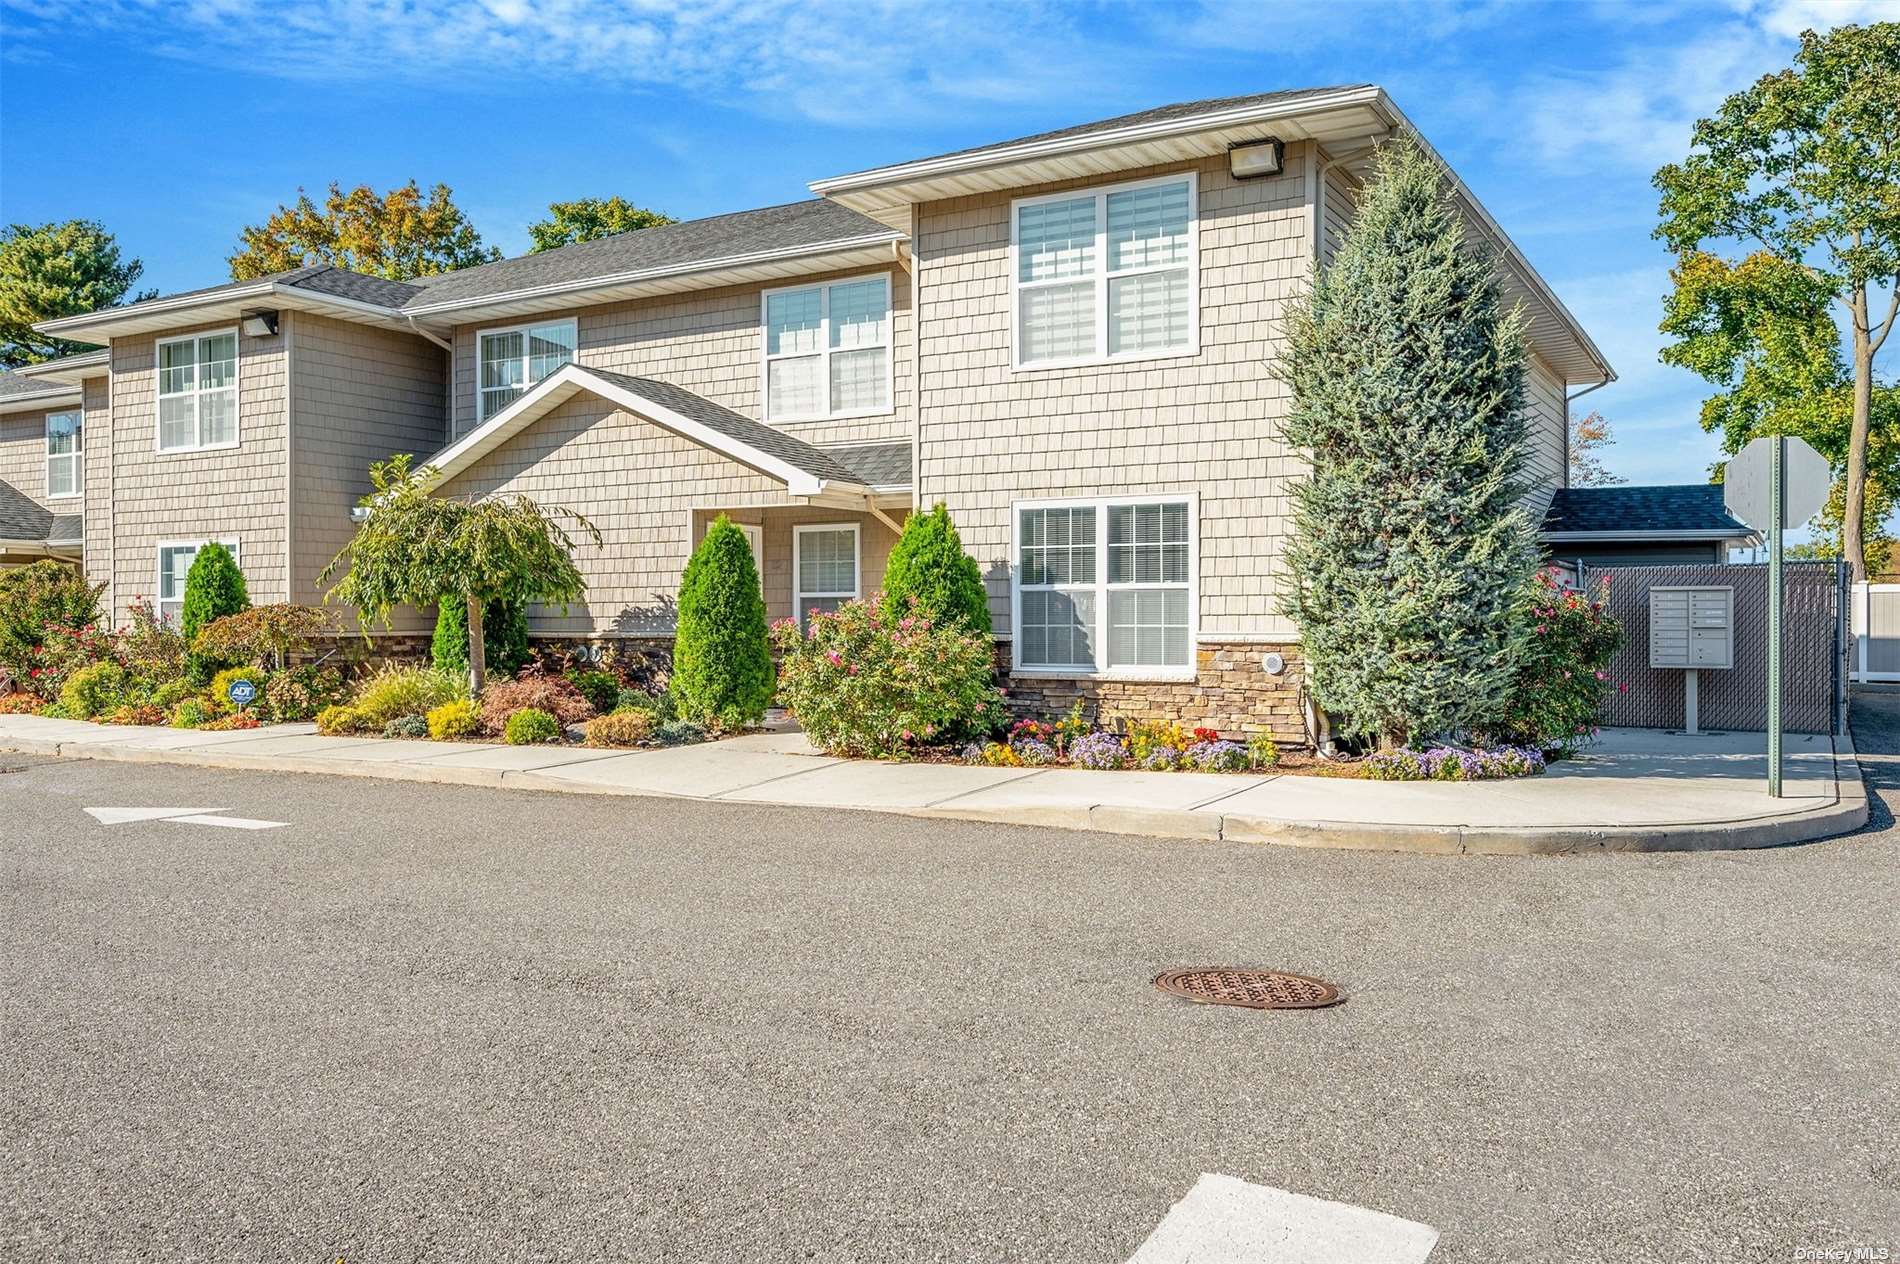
<box><xmin>1108</xmin><ymin>502</ymin><xmax>1190</xmax><ymax>583</ymax></box>
<box><xmin>201</xmin><ymin>390</ymin><xmax>237</xmax><ymax>446</ymax></box>
<box><xmin>828</xmin><ymin>278</ymin><xmax>888</xmax><ymax>349</ymax></box>
<box><xmin>1107</xmin><ymin>269</ymin><xmax>1189</xmax><ymax>354</ymax></box>
<box><xmin>48</xmin><ymin>457</ymin><xmax>75</xmax><ymax>498</ymax></box>
<box><xmin>46</xmin><ymin>412</ymin><xmax>79</xmax><ymax>455</ymax></box>
<box><xmin>1020</xmin><ymin>282</ymin><xmax>1095</xmax><ymax>363</ymax></box>
<box><xmin>798</xmin><ymin>529</ymin><xmax>857</xmax><ymax>595</ymax></box>
<box><xmin>480</xmin><ymin>332</ymin><xmax>524</xmax><ymax>390</ymax></box>
<box><xmin>527</xmin><ymin>322</ymin><xmax>576</xmax><ymax>381</ymax></box>
<box><xmin>1108</xmin><ymin>586</ymin><xmax>1190</xmax><ymax>668</ymax></box>
<box><xmin>1106</xmin><ymin>181</ymin><xmax>1191</xmax><ymax>272</ymax></box>
<box><xmin>480</xmin><ymin>387</ymin><xmax>522</xmax><ymax>420</ymax></box>
<box><xmin>1018</xmin><ymin>196</ymin><xmax>1096</xmax><ymax>282</ymax></box>
<box><xmin>159</xmin><ymin>547</ymin><xmax>194</xmax><ymax>601</ymax></box>
<box><xmin>159</xmin><ymin>340</ymin><xmax>195</xmax><ymax>395</ymax></box>
<box><xmin>199</xmin><ymin>334</ymin><xmax>237</xmax><ymax>388</ymax></box>
<box><xmin>829</xmin><ymin>347</ymin><xmax>887</xmax><ymax>413</ymax></box>
<box><xmin>768</xmin><ymin>355</ymin><xmax>822</xmax><ymax>418</ymax></box>
<box><xmin>1019</xmin><ymin>507</ymin><xmax>1095</xmax><ymax>586</ymax></box>
<box><xmin>159</xmin><ymin>396</ymin><xmax>196</xmax><ymax>450</ymax></box>
<box><xmin>1019</xmin><ymin>588</ymin><xmax>1096</xmax><ymax>668</ymax></box>
<box><xmin>767</xmin><ymin>287</ymin><xmax>823</xmax><ymax>357</ymax></box>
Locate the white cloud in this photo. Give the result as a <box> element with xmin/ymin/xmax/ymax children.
<box><xmin>0</xmin><ymin>0</ymin><xmax>1149</xmax><ymax>127</ymax></box>
<box><xmin>1737</xmin><ymin>0</ymin><xmax>1897</xmax><ymax>38</ymax></box>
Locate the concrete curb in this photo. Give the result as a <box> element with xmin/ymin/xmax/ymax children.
<box><xmin>2</xmin><ymin>726</ymin><xmax>1869</xmax><ymax>855</ymax></box>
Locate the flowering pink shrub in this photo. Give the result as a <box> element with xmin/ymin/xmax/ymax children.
<box><xmin>1496</xmin><ymin>569</ymin><xmax>1625</xmax><ymax>753</ymax></box>
<box><xmin>771</xmin><ymin>593</ymin><xmax>1003</xmax><ymax>758</ymax></box>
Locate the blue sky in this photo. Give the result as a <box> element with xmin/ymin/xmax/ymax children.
<box><xmin>0</xmin><ymin>0</ymin><xmax>1890</xmax><ymax>487</ymax></box>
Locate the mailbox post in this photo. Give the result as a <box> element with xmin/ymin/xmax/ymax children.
<box><xmin>1649</xmin><ymin>587</ymin><xmax>1734</xmax><ymax>734</ymax></box>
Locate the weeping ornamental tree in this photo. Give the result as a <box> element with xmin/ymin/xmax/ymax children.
<box><xmin>1278</xmin><ymin>138</ymin><xmax>1539</xmax><ymax>749</ymax></box>
<box><xmin>322</xmin><ymin>455</ymin><xmax>599</xmax><ymax>694</ymax></box>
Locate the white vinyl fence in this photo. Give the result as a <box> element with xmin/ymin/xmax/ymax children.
<box><xmin>1851</xmin><ymin>582</ymin><xmax>1900</xmax><ymax>682</ymax></box>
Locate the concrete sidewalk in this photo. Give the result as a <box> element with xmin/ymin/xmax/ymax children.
<box><xmin>0</xmin><ymin>715</ymin><xmax>1865</xmax><ymax>853</ymax></box>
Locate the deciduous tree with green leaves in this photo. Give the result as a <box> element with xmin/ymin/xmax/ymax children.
<box><xmin>1567</xmin><ymin>410</ymin><xmax>1626</xmax><ymax>487</ymax></box>
<box><xmin>1278</xmin><ymin>138</ymin><xmax>1539</xmax><ymax>749</ymax></box>
<box><xmin>527</xmin><ymin>197</ymin><xmax>674</xmax><ymax>252</ymax></box>
<box><xmin>1655</xmin><ymin>22</ymin><xmax>1900</xmax><ymax>579</ymax></box>
<box><xmin>230</xmin><ymin>181</ymin><xmax>501</xmax><ymax>281</ymax></box>
<box><xmin>322</xmin><ymin>454</ymin><xmax>599</xmax><ymax>694</ymax></box>
<box><xmin>0</xmin><ymin>219</ymin><xmax>152</xmax><ymax>366</ymax></box>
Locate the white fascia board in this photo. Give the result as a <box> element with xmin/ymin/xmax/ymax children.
<box><xmin>31</xmin><ymin>281</ymin><xmax>414</xmax><ymax>341</ymax></box>
<box><xmin>33</xmin><ymin>280</ymin><xmax>282</xmax><ymax>337</ymax></box>
<box><xmin>1543</xmin><ymin>529</ymin><xmax>1755</xmax><ymax>542</ymax></box>
<box><xmin>398</xmin><ymin>234</ymin><xmax>906</xmax><ymax>319</ymax></box>
<box><xmin>12</xmin><ymin>352</ymin><xmax>109</xmax><ymax>383</ymax></box>
<box><xmin>427</xmin><ymin>364</ymin><xmax>858</xmax><ymax>498</ymax></box>
<box><xmin>0</xmin><ymin>388</ymin><xmax>82</xmax><ymax>413</ymax></box>
<box><xmin>1372</xmin><ymin>92</ymin><xmax>1615</xmax><ymax>386</ymax></box>
<box><xmin>809</xmin><ymin>84</ymin><xmax>1383</xmax><ymax>194</ymax></box>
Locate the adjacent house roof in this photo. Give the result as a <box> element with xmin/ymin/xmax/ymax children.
<box><xmin>10</xmin><ymin>348</ymin><xmax>109</xmax><ymax>385</ymax></box>
<box><xmin>0</xmin><ymin>370</ymin><xmax>82</xmax><ymax>414</ymax></box>
<box><xmin>1542</xmin><ymin>485</ymin><xmax>1755</xmax><ymax>541</ymax></box>
<box><xmin>0</xmin><ymin>478</ymin><xmax>80</xmax><ymax>554</ymax></box>
<box><xmin>427</xmin><ymin>363</ymin><xmax>879</xmax><ymax>498</ymax></box>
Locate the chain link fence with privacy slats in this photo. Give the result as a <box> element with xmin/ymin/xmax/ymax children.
<box><xmin>1581</xmin><ymin>561</ymin><xmax>1846</xmax><ymax>735</ymax></box>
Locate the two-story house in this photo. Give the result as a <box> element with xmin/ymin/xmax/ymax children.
<box><xmin>9</xmin><ymin>84</ymin><xmax>1748</xmax><ymax>741</ymax></box>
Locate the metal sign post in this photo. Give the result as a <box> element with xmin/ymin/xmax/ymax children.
<box><xmin>1723</xmin><ymin>434</ymin><xmax>1829</xmax><ymax>799</ymax></box>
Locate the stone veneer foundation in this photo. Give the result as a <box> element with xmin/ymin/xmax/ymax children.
<box><xmin>997</xmin><ymin>641</ymin><xmax>1309</xmax><ymax>747</ymax></box>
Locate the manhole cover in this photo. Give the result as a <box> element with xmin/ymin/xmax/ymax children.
<box><xmin>1154</xmin><ymin>968</ymin><xmax>1343</xmax><ymax>1010</ymax></box>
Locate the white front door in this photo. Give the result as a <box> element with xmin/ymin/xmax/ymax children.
<box><xmin>737</xmin><ymin>523</ymin><xmax>764</xmax><ymax>595</ymax></box>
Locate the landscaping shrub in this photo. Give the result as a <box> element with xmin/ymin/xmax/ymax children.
<box><xmin>566</xmin><ymin>668</ymin><xmax>622</xmax><ymax>714</ymax></box>
<box><xmin>59</xmin><ymin>662</ymin><xmax>128</xmax><ymax>719</ymax></box>
<box><xmin>1015</xmin><ymin>738</ymin><xmax>1058</xmax><ymax>766</ymax></box>
<box><xmin>99</xmin><ymin>703</ymin><xmax>166</xmax><ymax>727</ymax></box>
<box><xmin>1363</xmin><ymin>745</ymin><xmax>1546</xmax><ymax>781</ymax></box>
<box><xmin>315</xmin><ymin>705</ymin><xmax>362</xmax><ymax>736</ymax></box>
<box><xmin>672</xmin><ymin>515</ymin><xmax>772</xmax><ymax>731</ymax></box>
<box><xmin>1140</xmin><ymin>745</ymin><xmax>1186</xmax><ymax>772</ymax></box>
<box><xmin>770</xmin><ymin>595</ymin><xmax>1002</xmax><ymax>758</ymax></box>
<box><xmin>115</xmin><ymin>598</ymin><xmax>189</xmax><ymax>693</ymax></box>
<box><xmin>431</xmin><ymin>597</ymin><xmax>532</xmax><ymax>678</ymax></box>
<box><xmin>613</xmin><ymin>687</ymin><xmax>675</xmax><ymax>722</ymax></box>
<box><xmin>179</xmin><ymin>543</ymin><xmax>250</xmax><ymax>643</ymax></box>
<box><xmin>969</xmin><ymin>741</ymin><xmax>1021</xmax><ymax>767</ymax></box>
<box><xmin>193</xmin><ymin>604</ymin><xmax>329</xmax><ymax>670</ymax></box>
<box><xmin>169</xmin><ymin>697</ymin><xmax>214</xmax><ymax>729</ymax></box>
<box><xmin>22</xmin><ymin>620</ymin><xmax>116</xmax><ymax>701</ymax></box>
<box><xmin>351</xmin><ymin>665</ymin><xmax>468</xmax><ymax>729</ymax></box>
<box><xmin>0</xmin><ymin>691</ymin><xmax>41</xmax><ymax>715</ymax></box>
<box><xmin>1069</xmin><ymin>731</ymin><xmax>1128</xmax><ymax>770</ymax></box>
<box><xmin>1187</xmin><ymin>739</ymin><xmax>1249</xmax><ymax>772</ymax></box>
<box><xmin>1125</xmin><ymin>720</ymin><xmax>1192</xmax><ymax>764</ymax></box>
<box><xmin>478</xmin><ymin>665</ymin><xmax>593</xmax><ymax>736</ymax></box>
<box><xmin>0</xmin><ymin>560</ymin><xmax>101</xmax><ymax>693</ymax></box>
<box><xmin>383</xmin><ymin>714</ymin><xmax>430</xmax><ymax>739</ymax></box>
<box><xmin>881</xmin><ymin>503</ymin><xmax>991</xmax><ymax>634</ymax></box>
<box><xmin>653</xmin><ymin>718</ymin><xmax>707</xmax><ymax>746</ymax></box>
<box><xmin>584</xmin><ymin>709</ymin><xmax>654</xmax><ymax>748</ymax></box>
<box><xmin>150</xmin><ymin>678</ymin><xmax>197</xmax><ymax>710</ymax></box>
<box><xmin>504</xmin><ymin>707</ymin><xmax>560</xmax><ymax>745</ymax></box>
<box><xmin>209</xmin><ymin>666</ymin><xmax>270</xmax><ymax>715</ymax></box>
<box><xmin>426</xmin><ymin>699</ymin><xmax>481</xmax><ymax>741</ymax></box>
<box><xmin>199</xmin><ymin>711</ymin><xmax>261</xmax><ymax>732</ymax></box>
<box><xmin>35</xmin><ymin>702</ymin><xmax>72</xmax><ymax>718</ymax></box>
<box><xmin>264</xmin><ymin>666</ymin><xmax>346</xmax><ymax>722</ymax></box>
<box><xmin>1496</xmin><ymin>570</ymin><xmax>1625</xmax><ymax>754</ymax></box>
<box><xmin>1247</xmin><ymin>731</ymin><xmax>1281</xmax><ymax>770</ymax></box>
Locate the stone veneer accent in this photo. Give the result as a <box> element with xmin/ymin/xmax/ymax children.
<box><xmin>997</xmin><ymin>641</ymin><xmax>1308</xmax><ymax>746</ymax></box>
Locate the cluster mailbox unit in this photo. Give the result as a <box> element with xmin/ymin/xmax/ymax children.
<box><xmin>1649</xmin><ymin>586</ymin><xmax>1734</xmax><ymax>734</ymax></box>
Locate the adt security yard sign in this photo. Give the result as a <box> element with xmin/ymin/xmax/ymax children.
<box><xmin>226</xmin><ymin>678</ymin><xmax>257</xmax><ymax>709</ymax></box>
<box><xmin>1722</xmin><ymin>435</ymin><xmax>1830</xmax><ymax>797</ymax></box>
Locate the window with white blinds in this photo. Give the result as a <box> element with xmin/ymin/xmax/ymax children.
<box><xmin>1012</xmin><ymin>173</ymin><xmax>1196</xmax><ymax>368</ymax></box>
<box><xmin>763</xmin><ymin>275</ymin><xmax>892</xmax><ymax>422</ymax></box>
<box><xmin>156</xmin><ymin>331</ymin><xmax>238</xmax><ymax>451</ymax></box>
<box><xmin>46</xmin><ymin>409</ymin><xmax>81</xmax><ymax>498</ymax></box>
<box><xmin>477</xmin><ymin>318</ymin><xmax>577</xmax><ymax>423</ymax></box>
<box><xmin>793</xmin><ymin>524</ymin><xmax>860</xmax><ymax>629</ymax></box>
<box><xmin>1013</xmin><ymin>496</ymin><xmax>1195</xmax><ymax>676</ymax></box>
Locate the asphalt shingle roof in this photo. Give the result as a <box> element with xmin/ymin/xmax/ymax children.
<box><xmin>0</xmin><ymin>371</ymin><xmax>82</xmax><ymax>402</ymax></box>
<box><xmin>47</xmin><ymin>513</ymin><xmax>83</xmax><ymax>544</ymax></box>
<box><xmin>402</xmin><ymin>200</ymin><xmax>895</xmax><ymax>310</ymax></box>
<box><xmin>1542</xmin><ymin>485</ymin><xmax>1752</xmax><ymax>537</ymax></box>
<box><xmin>823</xmin><ymin>85</ymin><xmax>1371</xmax><ymax>179</ymax></box>
<box><xmin>0</xmin><ymin>478</ymin><xmax>54</xmax><ymax>542</ymax></box>
<box><xmin>578</xmin><ymin>367</ymin><xmax>869</xmax><ymax>487</ymax></box>
<box><xmin>819</xmin><ymin>441</ymin><xmax>911</xmax><ymax>487</ymax></box>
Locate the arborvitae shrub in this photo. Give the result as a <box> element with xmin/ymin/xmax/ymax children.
<box><xmin>881</xmin><ymin>503</ymin><xmax>992</xmax><ymax>634</ymax></box>
<box><xmin>671</xmin><ymin>515</ymin><xmax>772</xmax><ymax>730</ymax></box>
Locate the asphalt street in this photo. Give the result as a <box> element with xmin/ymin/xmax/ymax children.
<box><xmin>4</xmin><ymin>701</ymin><xmax>1898</xmax><ymax>1262</ymax></box>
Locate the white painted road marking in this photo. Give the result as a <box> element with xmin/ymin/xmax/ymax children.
<box><xmin>162</xmin><ymin>814</ymin><xmax>289</xmax><ymax>831</ymax></box>
<box><xmin>85</xmin><ymin>807</ymin><xmax>288</xmax><ymax>831</ymax></box>
<box><xmin>1127</xmin><ymin>1173</ymin><xmax>1439</xmax><ymax>1263</ymax></box>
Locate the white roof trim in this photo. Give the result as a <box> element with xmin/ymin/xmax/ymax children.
<box><xmin>1544</xmin><ymin>529</ymin><xmax>1756</xmax><ymax>542</ymax></box>
<box><xmin>0</xmin><ymin>387</ymin><xmax>82</xmax><ymax>413</ymax></box>
<box><xmin>32</xmin><ymin>280</ymin><xmax>418</xmax><ymax>341</ymax></box>
<box><xmin>427</xmin><ymin>363</ymin><xmax>860</xmax><ymax>498</ymax></box>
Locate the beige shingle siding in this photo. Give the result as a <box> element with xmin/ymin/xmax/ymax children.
<box><xmin>1320</xmin><ymin>163</ymin><xmax>1355</xmax><ymax>266</ymax></box>
<box><xmin>0</xmin><ymin>408</ymin><xmax>54</xmax><ymax>512</ymax></box>
<box><xmin>443</xmin><ymin>392</ymin><xmax>898</xmax><ymax>635</ymax></box>
<box><xmin>105</xmin><ymin>320</ymin><xmax>288</xmax><ymax>622</ymax></box>
<box><xmin>286</xmin><ymin>312</ymin><xmax>447</xmax><ymax>625</ymax></box>
<box><xmin>446</xmin><ymin>265</ymin><xmax>914</xmax><ymax>451</ymax></box>
<box><xmin>82</xmin><ymin>376</ymin><xmax>110</xmax><ymax>591</ymax></box>
<box><xmin>915</xmin><ymin>150</ymin><xmax>1311</xmax><ymax>642</ymax></box>
<box><xmin>1522</xmin><ymin>351</ymin><xmax>1567</xmax><ymax>522</ymax></box>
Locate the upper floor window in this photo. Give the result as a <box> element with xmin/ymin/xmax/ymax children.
<box><xmin>157</xmin><ymin>331</ymin><xmax>237</xmax><ymax>451</ymax></box>
<box><xmin>46</xmin><ymin>409</ymin><xmax>82</xmax><ymax>499</ymax></box>
<box><xmin>478</xmin><ymin>318</ymin><xmax>577</xmax><ymax>423</ymax></box>
<box><xmin>1012</xmin><ymin>173</ymin><xmax>1197</xmax><ymax>370</ymax></box>
<box><xmin>762</xmin><ymin>275</ymin><xmax>891</xmax><ymax>423</ymax></box>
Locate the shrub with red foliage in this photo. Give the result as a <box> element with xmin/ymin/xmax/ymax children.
<box><xmin>479</xmin><ymin>665</ymin><xmax>595</xmax><ymax>735</ymax></box>
<box><xmin>0</xmin><ymin>691</ymin><xmax>42</xmax><ymax>714</ymax></box>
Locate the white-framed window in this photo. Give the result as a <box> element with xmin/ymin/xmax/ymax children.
<box><xmin>761</xmin><ymin>274</ymin><xmax>892</xmax><ymax>423</ymax></box>
<box><xmin>793</xmin><ymin>523</ymin><xmax>859</xmax><ymax>629</ymax></box>
<box><xmin>45</xmin><ymin>409</ymin><xmax>82</xmax><ymax>499</ymax></box>
<box><xmin>477</xmin><ymin>317</ymin><xmax>577</xmax><ymax>423</ymax></box>
<box><xmin>1011</xmin><ymin>171</ymin><xmax>1198</xmax><ymax>370</ymax></box>
<box><xmin>1011</xmin><ymin>494</ymin><xmax>1196</xmax><ymax>677</ymax></box>
<box><xmin>156</xmin><ymin>330</ymin><xmax>238</xmax><ymax>452</ymax></box>
<box><xmin>156</xmin><ymin>539</ymin><xmax>239</xmax><ymax>627</ymax></box>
